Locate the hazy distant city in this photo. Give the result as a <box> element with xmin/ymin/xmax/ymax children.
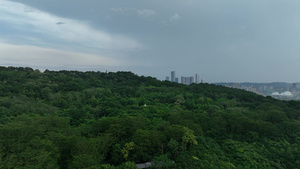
<box><xmin>215</xmin><ymin>82</ymin><xmax>300</xmax><ymax>101</ymax></box>
<box><xmin>165</xmin><ymin>71</ymin><xmax>300</xmax><ymax>101</ymax></box>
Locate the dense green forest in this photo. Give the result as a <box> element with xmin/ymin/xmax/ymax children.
<box><xmin>0</xmin><ymin>66</ymin><xmax>299</xmax><ymax>169</ymax></box>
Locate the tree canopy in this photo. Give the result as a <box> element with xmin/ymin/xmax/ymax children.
<box><xmin>0</xmin><ymin>66</ymin><xmax>299</xmax><ymax>168</ymax></box>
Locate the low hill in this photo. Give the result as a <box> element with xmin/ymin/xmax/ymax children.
<box><xmin>0</xmin><ymin>66</ymin><xmax>299</xmax><ymax>168</ymax></box>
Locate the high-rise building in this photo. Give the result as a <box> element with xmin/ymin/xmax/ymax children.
<box><xmin>175</xmin><ymin>77</ymin><xmax>179</xmax><ymax>83</ymax></box>
<box><xmin>171</xmin><ymin>71</ymin><xmax>176</xmax><ymax>82</ymax></box>
<box><xmin>195</xmin><ymin>73</ymin><xmax>200</xmax><ymax>84</ymax></box>
<box><xmin>190</xmin><ymin>76</ymin><xmax>194</xmax><ymax>84</ymax></box>
<box><xmin>185</xmin><ymin>77</ymin><xmax>190</xmax><ymax>85</ymax></box>
<box><xmin>166</xmin><ymin>76</ymin><xmax>170</xmax><ymax>81</ymax></box>
<box><xmin>181</xmin><ymin>76</ymin><xmax>185</xmax><ymax>84</ymax></box>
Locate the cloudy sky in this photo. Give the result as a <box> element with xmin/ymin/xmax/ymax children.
<box><xmin>1</xmin><ymin>0</ymin><xmax>300</xmax><ymax>82</ymax></box>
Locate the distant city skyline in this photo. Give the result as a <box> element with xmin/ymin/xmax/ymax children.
<box><xmin>166</xmin><ymin>71</ymin><xmax>203</xmax><ymax>85</ymax></box>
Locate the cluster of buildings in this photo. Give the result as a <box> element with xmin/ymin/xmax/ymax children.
<box><xmin>165</xmin><ymin>71</ymin><xmax>203</xmax><ymax>85</ymax></box>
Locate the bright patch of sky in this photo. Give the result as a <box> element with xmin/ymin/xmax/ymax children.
<box><xmin>0</xmin><ymin>0</ymin><xmax>141</xmax><ymax>69</ymax></box>
<box><xmin>0</xmin><ymin>43</ymin><xmax>121</xmax><ymax>67</ymax></box>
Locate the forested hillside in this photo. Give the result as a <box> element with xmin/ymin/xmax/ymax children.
<box><xmin>0</xmin><ymin>66</ymin><xmax>299</xmax><ymax>169</ymax></box>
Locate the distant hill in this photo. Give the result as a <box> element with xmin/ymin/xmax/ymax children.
<box><xmin>215</xmin><ymin>82</ymin><xmax>291</xmax><ymax>88</ymax></box>
<box><xmin>0</xmin><ymin>66</ymin><xmax>299</xmax><ymax>168</ymax></box>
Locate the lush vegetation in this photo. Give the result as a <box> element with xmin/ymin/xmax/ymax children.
<box><xmin>0</xmin><ymin>66</ymin><xmax>299</xmax><ymax>169</ymax></box>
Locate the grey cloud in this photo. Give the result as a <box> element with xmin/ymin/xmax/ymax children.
<box><xmin>110</xmin><ymin>7</ymin><xmax>127</xmax><ymax>13</ymax></box>
<box><xmin>137</xmin><ymin>9</ymin><xmax>156</xmax><ymax>17</ymax></box>
<box><xmin>170</xmin><ymin>13</ymin><xmax>180</xmax><ymax>21</ymax></box>
<box><xmin>111</xmin><ymin>7</ymin><xmax>156</xmax><ymax>17</ymax></box>
<box><xmin>5</xmin><ymin>0</ymin><xmax>300</xmax><ymax>82</ymax></box>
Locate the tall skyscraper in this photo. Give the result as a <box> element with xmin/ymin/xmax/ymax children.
<box><xmin>171</xmin><ymin>71</ymin><xmax>176</xmax><ymax>82</ymax></box>
<box><xmin>190</xmin><ymin>76</ymin><xmax>195</xmax><ymax>84</ymax></box>
<box><xmin>185</xmin><ymin>77</ymin><xmax>190</xmax><ymax>85</ymax></box>
<box><xmin>181</xmin><ymin>76</ymin><xmax>185</xmax><ymax>84</ymax></box>
<box><xmin>195</xmin><ymin>73</ymin><xmax>200</xmax><ymax>84</ymax></box>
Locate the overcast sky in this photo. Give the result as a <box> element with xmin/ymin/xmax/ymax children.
<box><xmin>1</xmin><ymin>0</ymin><xmax>300</xmax><ymax>82</ymax></box>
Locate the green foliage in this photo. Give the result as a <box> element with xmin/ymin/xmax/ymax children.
<box><xmin>0</xmin><ymin>66</ymin><xmax>299</xmax><ymax>168</ymax></box>
<box><xmin>182</xmin><ymin>126</ymin><xmax>198</xmax><ymax>146</ymax></box>
<box><xmin>121</xmin><ymin>142</ymin><xmax>135</xmax><ymax>161</ymax></box>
